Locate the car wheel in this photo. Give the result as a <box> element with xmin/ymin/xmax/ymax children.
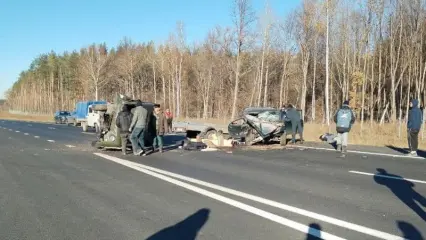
<box><xmin>280</xmin><ymin>132</ymin><xmax>287</xmax><ymax>146</ymax></box>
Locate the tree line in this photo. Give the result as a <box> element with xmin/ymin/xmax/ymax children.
<box><xmin>5</xmin><ymin>0</ymin><xmax>426</xmax><ymax>125</ymax></box>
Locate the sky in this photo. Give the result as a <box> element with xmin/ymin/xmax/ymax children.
<box><xmin>0</xmin><ymin>0</ymin><xmax>300</xmax><ymax>99</ymax></box>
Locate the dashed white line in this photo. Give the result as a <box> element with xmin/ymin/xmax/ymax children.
<box><xmin>24</xmin><ymin>133</ymin><xmax>29</xmax><ymax>135</ymax></box>
<box><xmin>94</xmin><ymin>153</ymin><xmax>346</xmax><ymax>240</ymax></box>
<box><xmin>34</xmin><ymin>136</ymin><xmax>40</xmax><ymax>139</ymax></box>
<box><xmin>15</xmin><ymin>130</ymin><xmax>20</xmax><ymax>133</ymax></box>
<box><xmin>94</xmin><ymin>152</ymin><xmax>406</xmax><ymax>240</ymax></box>
<box><xmin>8</xmin><ymin>129</ymin><xmax>12</xmax><ymax>131</ymax></box>
<box><xmin>47</xmin><ymin>140</ymin><xmax>55</xmax><ymax>143</ymax></box>
<box><xmin>65</xmin><ymin>145</ymin><xmax>75</xmax><ymax>148</ymax></box>
<box><xmin>349</xmin><ymin>170</ymin><xmax>426</xmax><ymax>184</ymax></box>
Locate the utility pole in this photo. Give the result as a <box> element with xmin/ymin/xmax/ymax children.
<box><xmin>325</xmin><ymin>0</ymin><xmax>330</xmax><ymax>126</ymax></box>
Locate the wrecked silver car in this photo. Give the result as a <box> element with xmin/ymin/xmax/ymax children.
<box><xmin>227</xmin><ymin>107</ymin><xmax>303</xmax><ymax>146</ymax></box>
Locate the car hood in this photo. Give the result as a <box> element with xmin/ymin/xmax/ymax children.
<box><xmin>244</xmin><ymin>112</ymin><xmax>283</xmax><ymax>137</ymax></box>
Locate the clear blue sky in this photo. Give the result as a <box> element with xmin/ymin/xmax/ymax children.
<box><xmin>0</xmin><ymin>0</ymin><xmax>300</xmax><ymax>99</ymax></box>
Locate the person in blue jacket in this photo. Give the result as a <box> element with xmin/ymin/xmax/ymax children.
<box><xmin>407</xmin><ymin>99</ymin><xmax>423</xmax><ymax>156</ymax></box>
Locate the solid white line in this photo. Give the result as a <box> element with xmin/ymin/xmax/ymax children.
<box><xmin>65</xmin><ymin>145</ymin><xmax>75</xmax><ymax>148</ymax></box>
<box><xmin>93</xmin><ymin>153</ymin><xmax>345</xmax><ymax>240</ymax></box>
<box><xmin>95</xmin><ymin>152</ymin><xmax>406</xmax><ymax>240</ymax></box>
<box><xmin>291</xmin><ymin>145</ymin><xmax>423</xmax><ymax>159</ymax></box>
<box><xmin>47</xmin><ymin>140</ymin><xmax>55</xmax><ymax>143</ymax></box>
<box><xmin>349</xmin><ymin>171</ymin><xmax>426</xmax><ymax>184</ymax></box>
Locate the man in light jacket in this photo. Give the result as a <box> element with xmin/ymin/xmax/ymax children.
<box><xmin>129</xmin><ymin>100</ymin><xmax>148</xmax><ymax>155</ymax></box>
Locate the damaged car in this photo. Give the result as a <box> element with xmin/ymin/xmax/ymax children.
<box><xmin>92</xmin><ymin>94</ymin><xmax>157</xmax><ymax>151</ymax></box>
<box><xmin>227</xmin><ymin>107</ymin><xmax>303</xmax><ymax>146</ymax></box>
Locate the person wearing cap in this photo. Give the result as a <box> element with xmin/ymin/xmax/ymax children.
<box><xmin>333</xmin><ymin>100</ymin><xmax>355</xmax><ymax>154</ymax></box>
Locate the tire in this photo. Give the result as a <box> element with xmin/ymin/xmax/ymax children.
<box><xmin>204</xmin><ymin>129</ymin><xmax>217</xmax><ymax>140</ymax></box>
<box><xmin>94</xmin><ymin>123</ymin><xmax>100</xmax><ymax>133</ymax></box>
<box><xmin>82</xmin><ymin>122</ymin><xmax>88</xmax><ymax>132</ymax></box>
<box><xmin>93</xmin><ymin>104</ymin><xmax>108</xmax><ymax>111</ymax></box>
<box><xmin>280</xmin><ymin>132</ymin><xmax>287</xmax><ymax>146</ymax></box>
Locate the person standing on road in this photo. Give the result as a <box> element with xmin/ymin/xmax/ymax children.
<box><xmin>153</xmin><ymin>105</ymin><xmax>168</xmax><ymax>153</ymax></box>
<box><xmin>116</xmin><ymin>104</ymin><xmax>133</xmax><ymax>155</ymax></box>
<box><xmin>407</xmin><ymin>99</ymin><xmax>423</xmax><ymax>157</ymax></box>
<box><xmin>334</xmin><ymin>100</ymin><xmax>355</xmax><ymax>154</ymax></box>
<box><xmin>285</xmin><ymin>104</ymin><xmax>304</xmax><ymax>144</ymax></box>
<box><xmin>165</xmin><ymin>109</ymin><xmax>173</xmax><ymax>133</ymax></box>
<box><xmin>129</xmin><ymin>100</ymin><xmax>148</xmax><ymax>155</ymax></box>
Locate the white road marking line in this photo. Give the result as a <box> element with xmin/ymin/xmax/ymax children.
<box><xmin>48</xmin><ymin>127</ymin><xmax>55</xmax><ymax>130</ymax></box>
<box><xmin>15</xmin><ymin>130</ymin><xmax>20</xmax><ymax>133</ymax></box>
<box><xmin>8</xmin><ymin>129</ymin><xmax>12</xmax><ymax>131</ymax></box>
<box><xmin>47</xmin><ymin>140</ymin><xmax>55</xmax><ymax>143</ymax></box>
<box><xmin>291</xmin><ymin>145</ymin><xmax>423</xmax><ymax>159</ymax></box>
<box><xmin>95</xmin><ymin>153</ymin><xmax>406</xmax><ymax>240</ymax></box>
<box><xmin>34</xmin><ymin>136</ymin><xmax>40</xmax><ymax>138</ymax></box>
<box><xmin>349</xmin><ymin>170</ymin><xmax>426</xmax><ymax>184</ymax></box>
<box><xmin>94</xmin><ymin>153</ymin><xmax>345</xmax><ymax>240</ymax></box>
<box><xmin>24</xmin><ymin>133</ymin><xmax>29</xmax><ymax>135</ymax></box>
<box><xmin>65</xmin><ymin>145</ymin><xmax>75</xmax><ymax>148</ymax></box>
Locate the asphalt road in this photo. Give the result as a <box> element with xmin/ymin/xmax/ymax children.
<box><xmin>0</xmin><ymin>119</ymin><xmax>425</xmax><ymax>240</ymax></box>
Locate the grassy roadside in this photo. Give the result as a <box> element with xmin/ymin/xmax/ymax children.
<box><xmin>2</xmin><ymin>111</ymin><xmax>424</xmax><ymax>149</ymax></box>
<box><xmin>0</xmin><ymin>111</ymin><xmax>53</xmax><ymax>123</ymax></box>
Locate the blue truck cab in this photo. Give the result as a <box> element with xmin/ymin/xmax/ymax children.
<box><xmin>73</xmin><ymin>100</ymin><xmax>107</xmax><ymax>132</ymax></box>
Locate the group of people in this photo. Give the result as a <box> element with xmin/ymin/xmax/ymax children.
<box><xmin>283</xmin><ymin>99</ymin><xmax>423</xmax><ymax>157</ymax></box>
<box><xmin>116</xmin><ymin>101</ymin><xmax>174</xmax><ymax>156</ymax></box>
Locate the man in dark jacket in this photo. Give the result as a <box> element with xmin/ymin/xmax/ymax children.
<box><xmin>285</xmin><ymin>104</ymin><xmax>304</xmax><ymax>144</ymax></box>
<box><xmin>407</xmin><ymin>99</ymin><xmax>423</xmax><ymax>156</ymax></box>
<box><xmin>153</xmin><ymin>105</ymin><xmax>168</xmax><ymax>153</ymax></box>
<box><xmin>334</xmin><ymin>100</ymin><xmax>355</xmax><ymax>154</ymax></box>
<box><xmin>116</xmin><ymin>104</ymin><xmax>133</xmax><ymax>155</ymax></box>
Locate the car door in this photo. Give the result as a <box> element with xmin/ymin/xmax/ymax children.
<box><xmin>228</xmin><ymin>118</ymin><xmax>248</xmax><ymax>140</ymax></box>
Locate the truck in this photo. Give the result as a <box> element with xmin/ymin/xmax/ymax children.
<box><xmin>72</xmin><ymin>100</ymin><xmax>108</xmax><ymax>132</ymax></box>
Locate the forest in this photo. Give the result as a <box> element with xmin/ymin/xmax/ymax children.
<box><xmin>5</xmin><ymin>0</ymin><xmax>426</xmax><ymax>125</ymax></box>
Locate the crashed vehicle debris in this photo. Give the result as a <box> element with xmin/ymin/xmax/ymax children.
<box><xmin>92</xmin><ymin>94</ymin><xmax>157</xmax><ymax>151</ymax></box>
<box><xmin>227</xmin><ymin>107</ymin><xmax>303</xmax><ymax>146</ymax></box>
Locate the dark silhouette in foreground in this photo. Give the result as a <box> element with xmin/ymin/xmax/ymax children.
<box><xmin>374</xmin><ymin>168</ymin><xmax>426</xmax><ymax>222</ymax></box>
<box><xmin>146</xmin><ymin>208</ymin><xmax>210</xmax><ymax>240</ymax></box>
<box><xmin>397</xmin><ymin>221</ymin><xmax>424</xmax><ymax>240</ymax></box>
<box><xmin>305</xmin><ymin>223</ymin><xmax>322</xmax><ymax>240</ymax></box>
<box><xmin>386</xmin><ymin>145</ymin><xmax>426</xmax><ymax>158</ymax></box>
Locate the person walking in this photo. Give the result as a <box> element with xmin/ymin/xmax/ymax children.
<box><xmin>153</xmin><ymin>105</ymin><xmax>168</xmax><ymax>153</ymax></box>
<box><xmin>115</xmin><ymin>104</ymin><xmax>133</xmax><ymax>155</ymax></box>
<box><xmin>165</xmin><ymin>109</ymin><xmax>173</xmax><ymax>133</ymax></box>
<box><xmin>285</xmin><ymin>104</ymin><xmax>304</xmax><ymax>144</ymax></box>
<box><xmin>129</xmin><ymin>100</ymin><xmax>148</xmax><ymax>155</ymax></box>
<box><xmin>407</xmin><ymin>99</ymin><xmax>423</xmax><ymax>157</ymax></box>
<box><xmin>334</xmin><ymin>100</ymin><xmax>355</xmax><ymax>154</ymax></box>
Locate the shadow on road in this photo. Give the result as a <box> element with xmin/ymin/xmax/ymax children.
<box><xmin>397</xmin><ymin>221</ymin><xmax>424</xmax><ymax>240</ymax></box>
<box><xmin>146</xmin><ymin>208</ymin><xmax>210</xmax><ymax>240</ymax></box>
<box><xmin>374</xmin><ymin>168</ymin><xmax>426</xmax><ymax>222</ymax></box>
<box><xmin>386</xmin><ymin>145</ymin><xmax>426</xmax><ymax>158</ymax></box>
<box><xmin>305</xmin><ymin>223</ymin><xmax>322</xmax><ymax>240</ymax></box>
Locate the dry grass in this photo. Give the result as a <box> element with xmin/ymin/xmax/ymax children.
<box><xmin>0</xmin><ymin>111</ymin><xmax>53</xmax><ymax>123</ymax></box>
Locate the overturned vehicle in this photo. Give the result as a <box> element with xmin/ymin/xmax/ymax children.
<box><xmin>92</xmin><ymin>94</ymin><xmax>157</xmax><ymax>151</ymax></box>
<box><xmin>227</xmin><ymin>107</ymin><xmax>303</xmax><ymax>146</ymax></box>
